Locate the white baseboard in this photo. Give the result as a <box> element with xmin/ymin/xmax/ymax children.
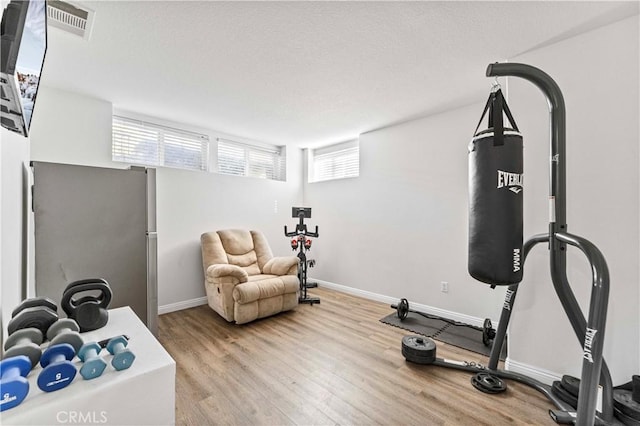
<box><xmin>158</xmin><ymin>296</ymin><xmax>208</xmax><ymax>315</ymax></box>
<box><xmin>505</xmin><ymin>358</ymin><xmax>561</xmax><ymax>386</ymax></box>
<box><xmin>312</xmin><ymin>278</ymin><xmax>489</xmax><ymax>328</ymax></box>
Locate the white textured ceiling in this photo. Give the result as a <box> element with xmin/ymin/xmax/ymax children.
<box><xmin>41</xmin><ymin>1</ymin><xmax>639</xmax><ymax>147</ymax></box>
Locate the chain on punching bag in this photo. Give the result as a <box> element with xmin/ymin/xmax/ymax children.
<box><xmin>468</xmin><ymin>88</ymin><xmax>524</xmax><ymax>285</ymax></box>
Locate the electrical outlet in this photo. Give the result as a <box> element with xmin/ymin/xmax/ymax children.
<box><xmin>441</xmin><ymin>281</ymin><xmax>449</xmax><ymax>293</ymax></box>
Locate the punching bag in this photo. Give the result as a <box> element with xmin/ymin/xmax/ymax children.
<box><xmin>468</xmin><ymin>88</ymin><xmax>523</xmax><ymax>285</ymax></box>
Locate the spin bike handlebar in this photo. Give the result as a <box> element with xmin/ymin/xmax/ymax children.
<box><xmin>284</xmin><ymin>225</ymin><xmax>319</xmax><ymax>238</ymax></box>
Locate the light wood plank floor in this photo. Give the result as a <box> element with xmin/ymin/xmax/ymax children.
<box><xmin>158</xmin><ymin>287</ymin><xmax>555</xmax><ymax>425</ymax></box>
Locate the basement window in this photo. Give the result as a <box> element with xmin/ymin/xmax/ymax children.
<box><xmin>112</xmin><ymin>115</ymin><xmax>210</xmax><ymax>171</ymax></box>
<box><xmin>217</xmin><ymin>138</ymin><xmax>286</xmax><ymax>181</ymax></box>
<box><xmin>309</xmin><ymin>139</ymin><xmax>359</xmax><ymax>183</ymax></box>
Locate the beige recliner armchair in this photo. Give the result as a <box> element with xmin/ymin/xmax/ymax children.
<box><xmin>201</xmin><ymin>229</ymin><xmax>299</xmax><ymax>324</ymax></box>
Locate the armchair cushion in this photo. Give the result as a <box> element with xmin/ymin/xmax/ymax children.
<box><xmin>263</xmin><ymin>256</ymin><xmax>299</xmax><ymax>276</ymax></box>
<box><xmin>206</xmin><ymin>264</ymin><xmax>248</xmax><ymax>283</ymax></box>
<box><xmin>201</xmin><ymin>229</ymin><xmax>299</xmax><ymax>324</ymax></box>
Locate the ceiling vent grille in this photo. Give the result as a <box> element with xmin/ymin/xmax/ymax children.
<box><xmin>47</xmin><ymin>0</ymin><xmax>94</xmax><ymax>40</ymax></box>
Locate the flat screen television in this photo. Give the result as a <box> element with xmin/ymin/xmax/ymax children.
<box><xmin>1</xmin><ymin>0</ymin><xmax>47</xmax><ymax>137</ymax></box>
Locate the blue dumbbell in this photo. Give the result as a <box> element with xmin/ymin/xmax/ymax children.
<box><xmin>0</xmin><ymin>356</ymin><xmax>31</xmax><ymax>412</ymax></box>
<box><xmin>106</xmin><ymin>336</ymin><xmax>135</xmax><ymax>371</ymax></box>
<box><xmin>77</xmin><ymin>342</ymin><xmax>107</xmax><ymax>380</ymax></box>
<box><xmin>37</xmin><ymin>343</ymin><xmax>77</xmax><ymax>392</ymax></box>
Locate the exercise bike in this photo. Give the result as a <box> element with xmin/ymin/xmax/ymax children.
<box><xmin>285</xmin><ymin>207</ymin><xmax>320</xmax><ymax>305</ymax></box>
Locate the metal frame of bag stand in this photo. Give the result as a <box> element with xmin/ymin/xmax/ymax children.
<box><xmin>285</xmin><ymin>208</ymin><xmax>320</xmax><ymax>305</ymax></box>
<box><xmin>423</xmin><ymin>63</ymin><xmax>612</xmax><ymax>426</ymax></box>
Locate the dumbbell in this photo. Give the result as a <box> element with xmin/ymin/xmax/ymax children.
<box><xmin>8</xmin><ymin>297</ymin><xmax>58</xmax><ymax>337</ymax></box>
<box><xmin>0</xmin><ymin>356</ymin><xmax>31</xmax><ymax>412</ymax></box>
<box><xmin>47</xmin><ymin>318</ymin><xmax>84</xmax><ymax>354</ymax></box>
<box><xmin>37</xmin><ymin>343</ymin><xmax>77</xmax><ymax>392</ymax></box>
<box><xmin>2</xmin><ymin>328</ymin><xmax>44</xmax><ymax>368</ymax></box>
<box><xmin>77</xmin><ymin>342</ymin><xmax>107</xmax><ymax>380</ymax></box>
<box><xmin>106</xmin><ymin>336</ymin><xmax>136</xmax><ymax>371</ymax></box>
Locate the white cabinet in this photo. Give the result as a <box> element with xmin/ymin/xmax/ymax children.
<box><xmin>1</xmin><ymin>307</ymin><xmax>175</xmax><ymax>425</ymax></box>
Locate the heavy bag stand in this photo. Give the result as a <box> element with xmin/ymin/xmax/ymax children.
<box><xmin>410</xmin><ymin>63</ymin><xmax>612</xmax><ymax>426</ymax></box>
<box><xmin>285</xmin><ymin>207</ymin><xmax>320</xmax><ymax>305</ymax></box>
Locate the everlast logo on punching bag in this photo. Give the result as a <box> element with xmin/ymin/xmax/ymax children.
<box><xmin>497</xmin><ymin>170</ymin><xmax>523</xmax><ymax>194</ymax></box>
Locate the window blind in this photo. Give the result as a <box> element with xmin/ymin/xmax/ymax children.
<box><xmin>311</xmin><ymin>140</ymin><xmax>359</xmax><ymax>182</ymax></box>
<box><xmin>112</xmin><ymin>115</ymin><xmax>209</xmax><ymax>171</ymax></box>
<box><xmin>217</xmin><ymin>138</ymin><xmax>285</xmax><ymax>181</ymax></box>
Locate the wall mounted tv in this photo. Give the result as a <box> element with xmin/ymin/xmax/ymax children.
<box><xmin>1</xmin><ymin>0</ymin><xmax>47</xmax><ymax>137</ymax></box>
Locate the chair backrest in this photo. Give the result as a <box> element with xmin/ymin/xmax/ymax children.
<box><xmin>201</xmin><ymin>229</ymin><xmax>274</xmax><ymax>276</ymax></box>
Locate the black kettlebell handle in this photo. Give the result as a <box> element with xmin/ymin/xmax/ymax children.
<box><xmin>61</xmin><ymin>279</ymin><xmax>112</xmax><ymax>313</ymax></box>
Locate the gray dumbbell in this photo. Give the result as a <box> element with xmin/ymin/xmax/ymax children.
<box><xmin>3</xmin><ymin>328</ymin><xmax>44</xmax><ymax>368</ymax></box>
<box><xmin>47</xmin><ymin>318</ymin><xmax>84</xmax><ymax>354</ymax></box>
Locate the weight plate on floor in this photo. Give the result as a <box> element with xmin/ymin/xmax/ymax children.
<box><xmin>561</xmin><ymin>375</ymin><xmax>580</xmax><ymax>398</ymax></box>
<box><xmin>615</xmin><ymin>406</ymin><xmax>640</xmax><ymax>426</ymax></box>
<box><xmin>402</xmin><ymin>347</ymin><xmax>436</xmax><ymax>365</ymax></box>
<box><xmin>482</xmin><ymin>318</ymin><xmax>495</xmax><ymax>347</ymax></box>
<box><xmin>471</xmin><ymin>372</ymin><xmax>507</xmax><ymax>394</ymax></box>
<box><xmin>397</xmin><ymin>298</ymin><xmax>409</xmax><ymax>321</ymax></box>
<box><xmin>401</xmin><ymin>335</ymin><xmax>436</xmax><ymax>364</ymax></box>
<box><xmin>614</xmin><ymin>389</ymin><xmax>640</xmax><ymax>421</ymax></box>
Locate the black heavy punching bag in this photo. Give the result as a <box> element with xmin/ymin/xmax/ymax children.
<box><xmin>468</xmin><ymin>88</ymin><xmax>523</xmax><ymax>285</ymax></box>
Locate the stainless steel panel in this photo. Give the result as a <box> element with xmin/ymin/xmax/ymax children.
<box><xmin>146</xmin><ymin>168</ymin><xmax>157</xmax><ymax>233</ymax></box>
<box><xmin>33</xmin><ymin>162</ymin><xmax>148</xmax><ymax>325</ymax></box>
<box><xmin>146</xmin><ymin>232</ymin><xmax>158</xmax><ymax>336</ymax></box>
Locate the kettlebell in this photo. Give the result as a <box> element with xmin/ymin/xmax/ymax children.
<box><xmin>61</xmin><ymin>279</ymin><xmax>112</xmax><ymax>332</ymax></box>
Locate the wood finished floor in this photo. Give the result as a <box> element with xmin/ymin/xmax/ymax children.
<box><xmin>158</xmin><ymin>287</ymin><xmax>555</xmax><ymax>425</ymax></box>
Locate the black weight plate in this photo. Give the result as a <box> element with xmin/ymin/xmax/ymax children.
<box><xmin>7</xmin><ymin>306</ymin><xmax>59</xmax><ymax>336</ymax></box>
<box><xmin>551</xmin><ymin>380</ymin><xmax>578</xmax><ymax>409</ymax></box>
<box><xmin>561</xmin><ymin>375</ymin><xmax>580</xmax><ymax>398</ymax></box>
<box><xmin>471</xmin><ymin>372</ymin><xmax>507</xmax><ymax>394</ymax></box>
<box><xmin>402</xmin><ymin>346</ymin><xmax>436</xmax><ymax>364</ymax></box>
<box><xmin>12</xmin><ymin>297</ymin><xmax>58</xmax><ymax>318</ymax></box>
<box><xmin>397</xmin><ymin>298</ymin><xmax>409</xmax><ymax>321</ymax></box>
<box><xmin>615</xmin><ymin>389</ymin><xmax>640</xmax><ymax>421</ymax></box>
<box><xmin>401</xmin><ymin>335</ymin><xmax>436</xmax><ymax>358</ymax></box>
<box><xmin>482</xmin><ymin>318</ymin><xmax>494</xmax><ymax>346</ymax></box>
<box><xmin>615</xmin><ymin>406</ymin><xmax>640</xmax><ymax>426</ymax></box>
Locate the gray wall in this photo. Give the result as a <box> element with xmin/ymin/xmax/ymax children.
<box><xmin>29</xmin><ymin>87</ymin><xmax>304</xmax><ymax>310</ymax></box>
<box><xmin>304</xmin><ymin>16</ymin><xmax>639</xmax><ymax>383</ymax></box>
<box><xmin>303</xmin><ymin>102</ymin><xmax>506</xmax><ymax>322</ymax></box>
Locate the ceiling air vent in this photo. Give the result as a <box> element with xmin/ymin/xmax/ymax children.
<box><xmin>47</xmin><ymin>0</ymin><xmax>95</xmax><ymax>40</ymax></box>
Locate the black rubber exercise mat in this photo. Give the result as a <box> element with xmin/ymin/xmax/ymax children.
<box><xmin>380</xmin><ymin>311</ymin><xmax>506</xmax><ymax>360</ymax></box>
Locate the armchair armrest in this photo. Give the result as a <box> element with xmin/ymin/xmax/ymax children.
<box><xmin>263</xmin><ymin>256</ymin><xmax>299</xmax><ymax>276</ymax></box>
<box><xmin>206</xmin><ymin>264</ymin><xmax>249</xmax><ymax>283</ymax></box>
